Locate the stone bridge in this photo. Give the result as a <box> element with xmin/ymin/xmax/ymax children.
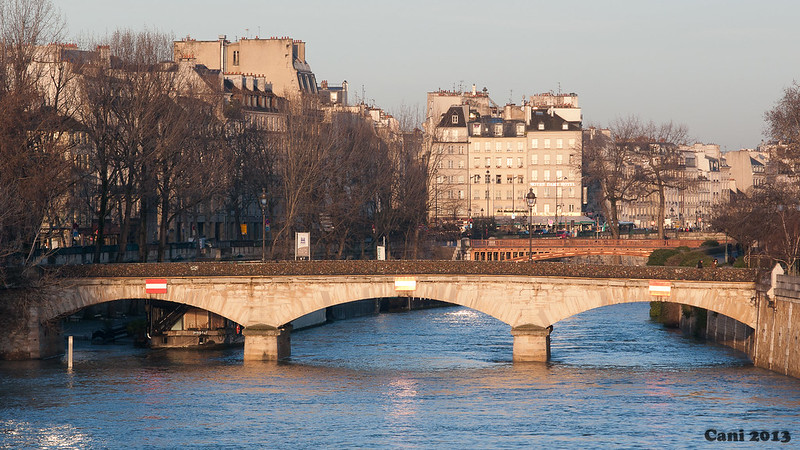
<box><xmin>3</xmin><ymin>261</ymin><xmax>760</xmax><ymax>362</ymax></box>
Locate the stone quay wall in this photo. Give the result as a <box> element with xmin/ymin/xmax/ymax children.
<box><xmin>752</xmin><ymin>273</ymin><xmax>800</xmax><ymax>378</ymax></box>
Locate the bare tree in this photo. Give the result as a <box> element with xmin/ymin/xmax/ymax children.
<box><xmin>765</xmin><ymin>81</ymin><xmax>800</xmax><ymax>178</ymax></box>
<box><xmin>629</xmin><ymin>119</ymin><xmax>690</xmax><ymax>239</ymax></box>
<box><xmin>0</xmin><ymin>0</ymin><xmax>70</xmax><ymax>284</ymax></box>
<box><xmin>582</xmin><ymin>127</ymin><xmax>640</xmax><ymax>239</ymax></box>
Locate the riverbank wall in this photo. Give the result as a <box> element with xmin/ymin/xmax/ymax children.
<box><xmin>651</xmin><ymin>266</ymin><xmax>800</xmax><ymax>378</ymax></box>
<box><xmin>751</xmin><ymin>269</ymin><xmax>800</xmax><ymax>378</ymax></box>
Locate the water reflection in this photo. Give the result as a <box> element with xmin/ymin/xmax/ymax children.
<box><xmin>1</xmin><ymin>303</ymin><xmax>799</xmax><ymax>448</ymax></box>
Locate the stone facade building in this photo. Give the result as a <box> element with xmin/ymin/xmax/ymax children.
<box><xmin>174</xmin><ymin>35</ymin><xmax>318</xmax><ymax>99</ymax></box>
<box><xmin>425</xmin><ymin>87</ymin><xmax>583</xmax><ymax>229</ymax></box>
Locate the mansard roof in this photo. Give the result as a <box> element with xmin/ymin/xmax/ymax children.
<box><xmin>528</xmin><ymin>109</ymin><xmax>581</xmax><ymax>131</ymax></box>
<box><xmin>437</xmin><ymin>105</ymin><xmax>468</xmax><ymax>128</ymax></box>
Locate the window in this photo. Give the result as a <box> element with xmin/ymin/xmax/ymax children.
<box><xmin>544</xmin><ymin>154</ymin><xmax>550</xmax><ymax>165</ymax></box>
<box><xmin>557</xmin><ymin>139</ymin><xmax>563</xmax><ymax>149</ymax></box>
<box><xmin>448</xmin><ymin>160</ymin><xmax>454</xmax><ymax>169</ymax></box>
<box><xmin>458</xmin><ymin>160</ymin><xmax>464</xmax><ymax>169</ymax></box>
<box><xmin>448</xmin><ymin>145</ymin><xmax>454</xmax><ymax>154</ymax></box>
<box><xmin>495</xmin><ymin>124</ymin><xmax>503</xmax><ymax>135</ymax></box>
<box><xmin>556</xmin><ymin>169</ymin><xmax>563</xmax><ymax>179</ymax></box>
<box><xmin>496</xmin><ymin>157</ymin><xmax>502</xmax><ymax>167</ymax></box>
<box><xmin>485</xmin><ymin>191</ymin><xmax>490</xmax><ymax>199</ymax></box>
<box><xmin>496</xmin><ymin>142</ymin><xmax>502</xmax><ymax>151</ymax></box>
<box><xmin>544</xmin><ymin>170</ymin><xmax>550</xmax><ymax>181</ymax></box>
<box><xmin>544</xmin><ymin>139</ymin><xmax>551</xmax><ymax>149</ymax></box>
<box><xmin>233</xmin><ymin>51</ymin><xmax>240</xmax><ymax>65</ymax></box>
<box><xmin>474</xmin><ymin>157</ymin><xmax>480</xmax><ymax>168</ymax></box>
<box><xmin>506</xmin><ymin>142</ymin><xmax>512</xmax><ymax>152</ymax></box>
<box><xmin>485</xmin><ymin>157</ymin><xmax>491</xmax><ymax>167</ymax></box>
<box><xmin>506</xmin><ymin>190</ymin><xmax>513</xmax><ymax>199</ymax></box>
<box><xmin>448</xmin><ymin>190</ymin><xmax>454</xmax><ymax>199</ymax></box>
<box><xmin>531</xmin><ymin>170</ymin><xmax>538</xmax><ymax>181</ymax></box>
<box><xmin>517</xmin><ymin>157</ymin><xmax>523</xmax><ymax>167</ymax></box>
<box><xmin>569</xmin><ymin>138</ymin><xmax>576</xmax><ymax>148</ymax></box>
<box><xmin>452</xmin><ymin>114</ymin><xmax>458</xmax><ymax>124</ymax></box>
<box><xmin>516</xmin><ymin>124</ymin><xmax>525</xmax><ymax>136</ymax></box>
<box><xmin>495</xmin><ymin>190</ymin><xmax>502</xmax><ymax>199</ymax></box>
<box><xmin>531</xmin><ymin>139</ymin><xmax>538</xmax><ymax>149</ymax></box>
<box><xmin>437</xmin><ymin>161</ymin><xmax>443</xmax><ymax>169</ymax></box>
<box><xmin>507</xmin><ymin>158</ymin><xmax>513</xmax><ymax>167</ymax></box>
<box><xmin>562</xmin><ymin>122</ymin><xmax>569</xmax><ymax>130</ymax></box>
<box><xmin>485</xmin><ymin>142</ymin><xmax>490</xmax><ymax>151</ymax></box>
<box><xmin>556</xmin><ymin>154</ymin><xmax>563</xmax><ymax>165</ymax></box>
<box><xmin>459</xmin><ymin>190</ymin><xmax>464</xmax><ymax>199</ymax></box>
<box><xmin>474</xmin><ymin>142</ymin><xmax>480</xmax><ymax>151</ymax></box>
<box><xmin>538</xmin><ymin>122</ymin><xmax>545</xmax><ymax>130</ymax></box>
<box><xmin>532</xmin><ymin>154</ymin><xmax>538</xmax><ymax>165</ymax></box>
<box><xmin>506</xmin><ymin>176</ymin><xmax>513</xmax><ymax>184</ymax></box>
<box><xmin>459</xmin><ymin>146</ymin><xmax>464</xmax><ymax>155</ymax></box>
<box><xmin>496</xmin><ymin>175</ymin><xmax>502</xmax><ymax>184</ymax></box>
<box><xmin>544</xmin><ymin>204</ymin><xmax>550</xmax><ymax>214</ymax></box>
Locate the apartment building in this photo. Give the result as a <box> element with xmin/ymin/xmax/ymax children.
<box><xmin>174</xmin><ymin>35</ymin><xmax>318</xmax><ymax>99</ymax></box>
<box><xmin>425</xmin><ymin>88</ymin><xmax>583</xmax><ymax>228</ymax></box>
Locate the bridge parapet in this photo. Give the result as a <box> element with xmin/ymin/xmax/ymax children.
<box><xmin>56</xmin><ymin>260</ymin><xmax>759</xmax><ymax>283</ymax></box>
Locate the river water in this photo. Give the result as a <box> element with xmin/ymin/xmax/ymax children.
<box><xmin>2</xmin><ymin>302</ymin><xmax>799</xmax><ymax>448</ymax></box>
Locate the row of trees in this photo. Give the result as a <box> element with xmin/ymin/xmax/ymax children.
<box><xmin>0</xmin><ymin>0</ymin><xmax>432</xmax><ymax>288</ymax></box>
<box><xmin>582</xmin><ymin>117</ymin><xmax>689</xmax><ymax>240</ymax></box>
<box><xmin>712</xmin><ymin>82</ymin><xmax>800</xmax><ymax>272</ymax></box>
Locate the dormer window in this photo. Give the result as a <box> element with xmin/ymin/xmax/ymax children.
<box><xmin>538</xmin><ymin>122</ymin><xmax>545</xmax><ymax>130</ymax></box>
<box><xmin>562</xmin><ymin>122</ymin><xmax>569</xmax><ymax>130</ymax></box>
<box><xmin>494</xmin><ymin>124</ymin><xmax>503</xmax><ymax>135</ymax></box>
<box><xmin>516</xmin><ymin>124</ymin><xmax>525</xmax><ymax>136</ymax></box>
<box><xmin>452</xmin><ymin>114</ymin><xmax>458</xmax><ymax>124</ymax></box>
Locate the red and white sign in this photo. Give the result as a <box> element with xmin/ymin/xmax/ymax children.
<box><xmin>145</xmin><ymin>279</ymin><xmax>168</xmax><ymax>294</ymax></box>
<box><xmin>649</xmin><ymin>280</ymin><xmax>671</xmax><ymax>297</ymax></box>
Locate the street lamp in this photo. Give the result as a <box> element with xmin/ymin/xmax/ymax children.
<box><xmin>695</xmin><ymin>209</ymin><xmax>701</xmax><ymax>232</ymax></box>
<box><xmin>259</xmin><ymin>188</ymin><xmax>268</xmax><ymax>261</ymax></box>
<box><xmin>526</xmin><ymin>188</ymin><xmax>537</xmax><ymax>261</ymax></box>
<box><xmin>485</xmin><ymin>169</ymin><xmax>490</xmax><ymax>219</ymax></box>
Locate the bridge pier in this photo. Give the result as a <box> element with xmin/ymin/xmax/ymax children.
<box><xmin>511</xmin><ymin>324</ymin><xmax>552</xmax><ymax>362</ymax></box>
<box><xmin>243</xmin><ymin>324</ymin><xmax>291</xmax><ymax>361</ymax></box>
<box><xmin>0</xmin><ymin>296</ymin><xmax>63</xmax><ymax>360</ymax></box>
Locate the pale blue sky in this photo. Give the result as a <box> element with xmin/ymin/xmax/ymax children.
<box><xmin>58</xmin><ymin>0</ymin><xmax>800</xmax><ymax>151</ymax></box>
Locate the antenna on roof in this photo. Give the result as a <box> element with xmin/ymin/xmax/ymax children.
<box><xmin>558</xmin><ymin>82</ymin><xmax>562</xmax><ymax>95</ymax></box>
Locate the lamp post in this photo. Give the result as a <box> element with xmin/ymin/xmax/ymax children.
<box><xmin>526</xmin><ymin>188</ymin><xmax>537</xmax><ymax>261</ymax></box>
<box><xmin>485</xmin><ymin>169</ymin><xmax>490</xmax><ymax>220</ymax></box>
<box><xmin>695</xmin><ymin>209</ymin><xmax>701</xmax><ymax>232</ymax></box>
<box><xmin>259</xmin><ymin>188</ymin><xmax>268</xmax><ymax>261</ymax></box>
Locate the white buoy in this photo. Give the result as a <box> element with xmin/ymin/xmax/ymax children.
<box><xmin>67</xmin><ymin>335</ymin><xmax>73</xmax><ymax>370</ymax></box>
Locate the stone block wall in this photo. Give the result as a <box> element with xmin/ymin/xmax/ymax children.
<box><xmin>706</xmin><ymin>310</ymin><xmax>753</xmax><ymax>354</ymax></box>
<box><xmin>752</xmin><ymin>274</ymin><xmax>800</xmax><ymax>378</ymax></box>
<box><xmin>0</xmin><ymin>295</ymin><xmax>62</xmax><ymax>360</ymax></box>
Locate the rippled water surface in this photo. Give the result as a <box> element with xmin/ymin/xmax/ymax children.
<box><xmin>2</xmin><ymin>302</ymin><xmax>799</xmax><ymax>448</ymax></box>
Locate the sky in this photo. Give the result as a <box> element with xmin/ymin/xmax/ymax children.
<box><xmin>57</xmin><ymin>0</ymin><xmax>800</xmax><ymax>152</ymax></box>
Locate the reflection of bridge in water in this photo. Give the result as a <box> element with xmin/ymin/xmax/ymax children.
<box><xmin>469</xmin><ymin>238</ymin><xmax>706</xmax><ymax>261</ymax></box>
<box><xmin>5</xmin><ymin>260</ymin><xmax>755</xmax><ymax>363</ymax></box>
